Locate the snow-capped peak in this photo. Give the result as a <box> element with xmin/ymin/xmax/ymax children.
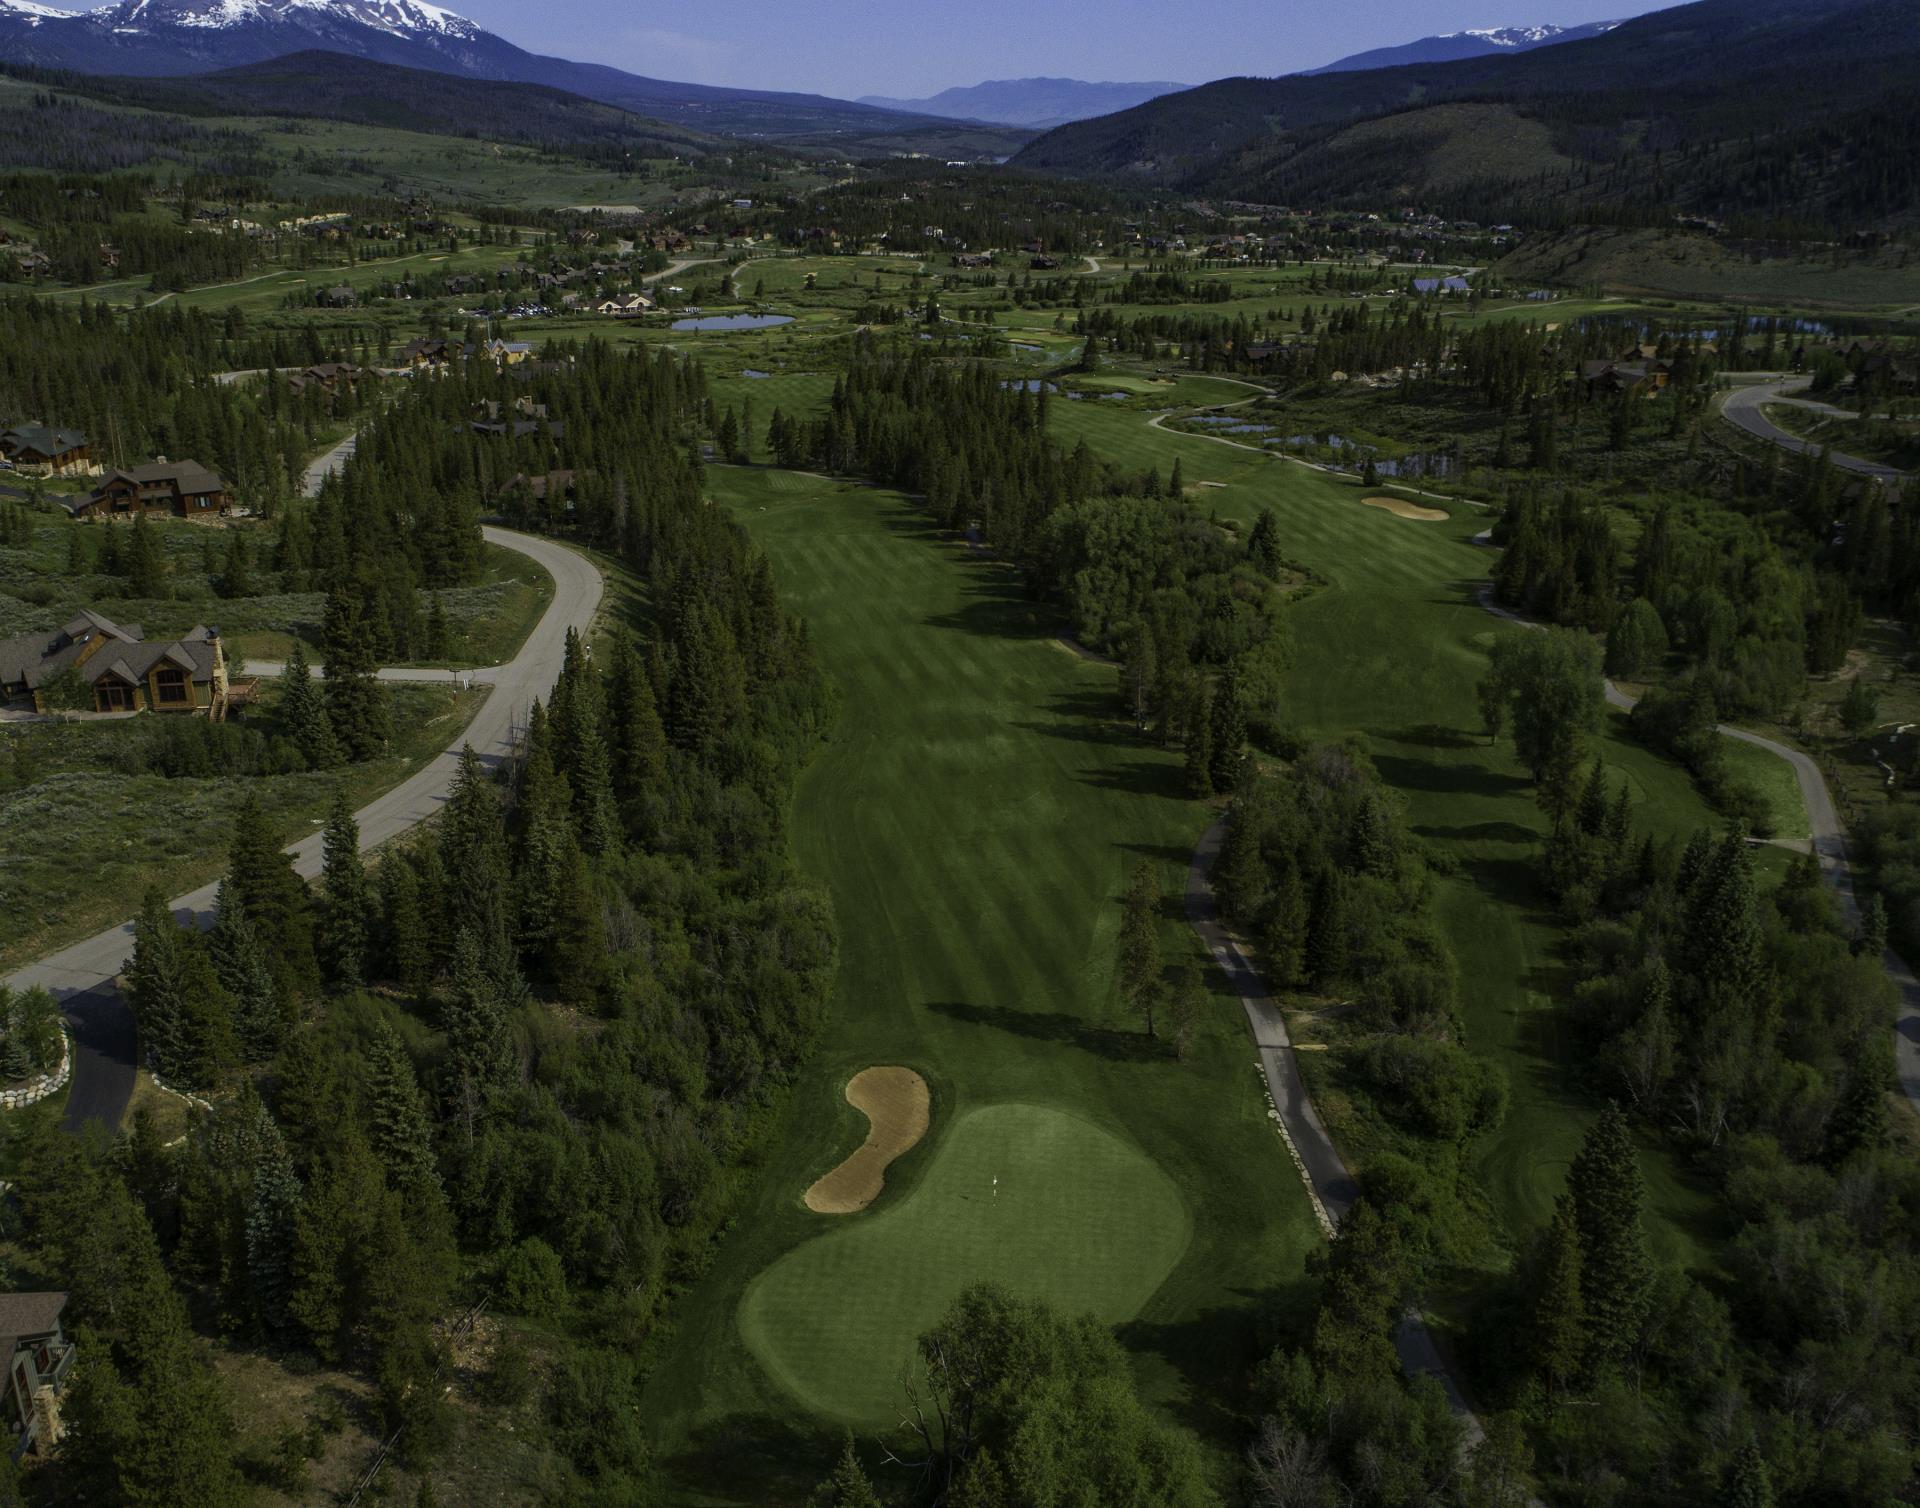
<box><xmin>0</xmin><ymin>0</ymin><xmax>79</xmax><ymax>21</ymax></box>
<box><xmin>88</xmin><ymin>0</ymin><xmax>481</xmax><ymax>39</ymax></box>
<box><xmin>1448</xmin><ymin>19</ymin><xmax>1620</xmax><ymax>46</ymax></box>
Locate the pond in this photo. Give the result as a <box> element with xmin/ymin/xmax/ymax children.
<box><xmin>670</xmin><ymin>314</ymin><xmax>795</xmax><ymax>332</ymax></box>
<box><xmin>1000</xmin><ymin>380</ymin><xmax>1057</xmax><ymax>394</ymax></box>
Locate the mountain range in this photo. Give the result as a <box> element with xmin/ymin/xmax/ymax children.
<box><xmin>856</xmin><ymin>77</ymin><xmax>1189</xmax><ymax>129</ymax></box>
<box><xmin>0</xmin><ymin>0</ymin><xmax>944</xmax><ymax>137</ymax></box>
<box><xmin>1012</xmin><ymin>0</ymin><xmax>1920</xmax><ymax>229</ymax></box>
<box><xmin>1303</xmin><ymin>19</ymin><xmax>1620</xmax><ymax>73</ymax></box>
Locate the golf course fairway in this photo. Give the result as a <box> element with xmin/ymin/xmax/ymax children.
<box><xmin>643</xmin><ymin>466</ymin><xmax>1320</xmax><ymax>1504</ymax></box>
<box><xmin>742</xmin><ymin>1102</ymin><xmax>1191</xmax><ymax>1424</ymax></box>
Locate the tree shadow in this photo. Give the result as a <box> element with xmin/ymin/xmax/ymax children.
<box><xmin>1115</xmin><ymin>1276</ymin><xmax>1320</xmax><ymax>1441</ymax></box>
<box><xmin>1077</xmin><ymin>759</ymin><xmax>1186</xmax><ymax>801</ymax></box>
<box><xmin>1392</xmin><ymin>722</ymin><xmax>1480</xmax><ymax>750</ymax></box>
<box><xmin>658</xmin><ymin>1410</ymin><xmax>842</xmax><ymax>1506</ymax></box>
<box><xmin>1371</xmin><ymin>751</ymin><xmax>1531</xmax><ymax>800</ymax></box>
<box><xmin>1413</xmin><ymin>821</ymin><xmax>1539</xmax><ymax>845</ymax></box>
<box><xmin>928</xmin><ymin>999</ymin><xmax>1166</xmax><ymax>1063</ymax></box>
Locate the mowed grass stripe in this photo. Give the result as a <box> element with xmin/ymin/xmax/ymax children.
<box><xmin>643</xmin><ymin>474</ymin><xmax>1322</xmax><ymax>1504</ymax></box>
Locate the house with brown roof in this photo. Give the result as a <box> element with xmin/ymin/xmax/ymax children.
<box><xmin>287</xmin><ymin>362</ymin><xmax>362</xmax><ymax>397</ymax></box>
<box><xmin>0</xmin><ymin>611</ymin><xmax>228</xmax><ymax>715</ymax></box>
<box><xmin>68</xmin><ymin>461</ymin><xmax>232</xmax><ymax>522</ymax></box>
<box><xmin>0</xmin><ymin>1292</ymin><xmax>72</xmax><ymax>1457</ymax></box>
<box><xmin>0</xmin><ymin>426</ymin><xmax>94</xmax><ymax>477</ymax></box>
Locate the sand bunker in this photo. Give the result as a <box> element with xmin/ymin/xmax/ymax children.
<box><xmin>804</xmin><ymin>1067</ymin><xmax>931</xmax><ymax>1214</ymax></box>
<box><xmin>1361</xmin><ymin>495</ymin><xmax>1449</xmax><ymax>522</ymax></box>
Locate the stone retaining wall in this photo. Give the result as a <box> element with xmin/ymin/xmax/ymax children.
<box><xmin>0</xmin><ymin>1031</ymin><xmax>72</xmax><ymax>1111</ymax></box>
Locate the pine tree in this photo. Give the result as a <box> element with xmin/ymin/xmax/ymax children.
<box><xmin>1184</xmin><ymin>684</ymin><xmax>1214</xmax><ymax>798</ymax></box>
<box><xmin>322</xmin><ymin>591</ymin><xmax>393</xmax><ymax>761</ymax></box>
<box><xmin>1208</xmin><ymin>669</ymin><xmax>1246</xmax><ymax>793</ymax></box>
<box><xmin>218</xmin><ymin>529</ymin><xmax>252</xmax><ymax>599</ymax></box>
<box><xmin>1567</xmin><ymin>1102</ymin><xmax>1652</xmax><ymax>1374</ymax></box>
<box><xmin>1575</xmin><ymin>759</ymin><xmax>1610</xmax><ymax>837</ymax></box>
<box><xmin>1530</xmin><ymin>1195</ymin><xmax>1585</xmax><ymax>1414</ymax></box>
<box><xmin>244</xmin><ymin>1126</ymin><xmax>303</xmax><ymax>1333</ymax></box>
<box><xmin>318</xmin><ymin>789</ymin><xmax>372</xmax><ymax>993</ymax></box>
<box><xmin>279</xmin><ymin>641</ymin><xmax>342</xmax><ymax>771</ymax></box>
<box><xmin>1247</xmin><ymin>508</ymin><xmax>1283</xmax><ymax>579</ymax></box>
<box><xmin>1169</xmin><ymin>955</ymin><xmax>1207</xmax><ymax>1060</ymax></box>
<box><xmin>225</xmin><ymin>794</ymin><xmax>319</xmax><ymax>994</ymax></box>
<box><xmin>550</xmin><ymin>629</ymin><xmax>618</xmax><ymax>856</ymax></box>
<box><xmin>377</xmin><ymin>853</ymin><xmax>431</xmax><ymax>1000</ymax></box>
<box><xmin>442</xmin><ymin>929</ymin><xmax>512</xmax><ymax>1134</ymax></box>
<box><xmin>366</xmin><ymin>1023</ymin><xmax>441</xmax><ymax>1194</ymax></box>
<box><xmin>207</xmin><ymin>883</ymin><xmax>285</xmax><ymax>1062</ymax></box>
<box><xmin>606</xmin><ymin>630</ymin><xmax>669</xmax><ymax>834</ymax></box>
<box><xmin>1117</xmin><ymin>861</ymin><xmax>1163</xmax><ymax>1036</ymax></box>
<box><xmin>126</xmin><ymin>888</ymin><xmax>237</xmax><ymax>1090</ymax></box>
<box><xmin>1723</xmin><ymin>1439</ymin><xmax>1775</xmax><ymax>1508</ymax></box>
<box><xmin>424</xmin><ymin>594</ymin><xmax>452</xmax><ymax>661</ymax></box>
<box><xmin>1855</xmin><ymin>892</ymin><xmax>1888</xmax><ymax>958</ymax></box>
<box><xmin>127</xmin><ymin>512</ymin><xmax>168</xmax><ymax>598</ymax></box>
<box><xmin>439</xmin><ymin>747</ymin><xmax>514</xmax><ymax>981</ymax></box>
<box><xmin>1305</xmin><ymin>867</ymin><xmax>1349</xmax><ymax>989</ymax></box>
<box><xmin>807</xmin><ymin>1432</ymin><xmax>885</xmax><ymax>1508</ymax></box>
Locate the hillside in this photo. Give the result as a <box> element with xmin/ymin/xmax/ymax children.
<box><xmin>1013</xmin><ymin>0</ymin><xmax>1920</xmax><ymax>231</ymax></box>
<box><xmin>11</xmin><ymin>51</ymin><xmax>720</xmax><ymax>158</ymax></box>
<box><xmin>0</xmin><ymin>0</ymin><xmax>938</xmax><ymax>138</ymax></box>
<box><xmin>1303</xmin><ymin>19</ymin><xmax>1619</xmax><ymax>73</ymax></box>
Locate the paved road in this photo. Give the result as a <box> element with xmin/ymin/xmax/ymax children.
<box><xmin>1187</xmin><ymin>820</ymin><xmax>1486</xmax><ymax>1452</ymax></box>
<box><xmin>303</xmin><ymin>431</ymin><xmax>359</xmax><ymax>496</ymax></box>
<box><xmin>1480</xmin><ymin>582</ymin><xmax>1920</xmax><ymax>1114</ymax></box>
<box><xmin>243</xmin><ymin>661</ymin><xmax>490</xmax><ymax>686</ymax></box>
<box><xmin>5</xmin><ymin>527</ymin><xmax>603</xmax><ymax>1133</ymax></box>
<box><xmin>1719</xmin><ymin>378</ymin><xmax>1909</xmax><ymax>481</ymax></box>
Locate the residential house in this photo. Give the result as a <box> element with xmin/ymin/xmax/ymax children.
<box><xmin>286</xmin><ymin>362</ymin><xmax>362</xmax><ymax>397</ymax></box>
<box><xmin>0</xmin><ymin>1293</ymin><xmax>72</xmax><ymax>1457</ymax></box>
<box><xmin>497</xmin><ymin>469</ymin><xmax>577</xmax><ymax>508</ymax></box>
<box><xmin>1579</xmin><ymin>359</ymin><xmax>1668</xmax><ymax>399</ymax></box>
<box><xmin>483</xmin><ymin>340</ymin><xmax>535</xmax><ymax>366</ymax></box>
<box><xmin>69</xmin><ymin>461</ymin><xmax>233</xmax><ymax>521</ymax></box>
<box><xmin>473</xmin><ymin>397</ymin><xmax>548</xmax><ymax>422</ymax></box>
<box><xmin>595</xmin><ymin>293</ymin><xmax>654</xmax><ymax>318</ymax></box>
<box><xmin>0</xmin><ymin>426</ymin><xmax>93</xmax><ymax>477</ymax></box>
<box><xmin>396</xmin><ymin>337</ymin><xmax>462</xmax><ymax>369</ymax></box>
<box><xmin>0</xmin><ymin>612</ymin><xmax>228</xmax><ymax>715</ymax></box>
<box><xmin>320</xmin><ymin>285</ymin><xmax>356</xmax><ymax>308</ymax></box>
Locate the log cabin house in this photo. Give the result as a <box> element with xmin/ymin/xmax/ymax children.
<box><xmin>0</xmin><ymin>611</ymin><xmax>228</xmax><ymax>715</ymax></box>
<box><xmin>0</xmin><ymin>426</ymin><xmax>94</xmax><ymax>477</ymax></box>
<box><xmin>0</xmin><ymin>1293</ymin><xmax>72</xmax><ymax>1457</ymax></box>
<box><xmin>66</xmin><ymin>461</ymin><xmax>233</xmax><ymax>521</ymax></box>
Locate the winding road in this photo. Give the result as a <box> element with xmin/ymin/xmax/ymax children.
<box><xmin>5</xmin><ymin>527</ymin><xmax>602</xmax><ymax>1133</ymax></box>
<box><xmin>1719</xmin><ymin>377</ymin><xmax>1909</xmax><ymax>482</ymax></box>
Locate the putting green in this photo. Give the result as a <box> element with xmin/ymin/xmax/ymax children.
<box><xmin>738</xmin><ymin>1103</ymin><xmax>1192</xmax><ymax>1425</ymax></box>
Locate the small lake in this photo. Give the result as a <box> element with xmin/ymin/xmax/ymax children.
<box><xmin>671</xmin><ymin>314</ymin><xmax>794</xmax><ymax>332</ymax></box>
<box><xmin>1001</xmin><ymin>380</ymin><xmax>1057</xmax><ymax>394</ymax></box>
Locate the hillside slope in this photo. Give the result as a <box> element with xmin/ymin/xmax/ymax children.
<box><xmin>8</xmin><ymin>50</ymin><xmax>720</xmax><ymax>157</ymax></box>
<box><xmin>1013</xmin><ymin>0</ymin><xmax>1920</xmax><ymax>229</ymax></box>
<box><xmin>0</xmin><ymin>0</ymin><xmax>934</xmax><ymax>137</ymax></box>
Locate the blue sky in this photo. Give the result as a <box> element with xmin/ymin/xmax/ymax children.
<box><xmin>446</xmin><ymin>0</ymin><xmax>1675</xmax><ymax>99</ymax></box>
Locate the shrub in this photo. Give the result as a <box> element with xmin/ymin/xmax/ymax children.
<box><xmin>501</xmin><ymin>1237</ymin><xmax>568</xmax><ymax>1318</ymax></box>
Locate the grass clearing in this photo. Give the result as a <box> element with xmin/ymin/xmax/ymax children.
<box><xmin>0</xmin><ymin>683</ymin><xmax>484</xmax><ymax>969</ymax></box>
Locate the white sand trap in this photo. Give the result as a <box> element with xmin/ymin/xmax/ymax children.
<box><xmin>804</xmin><ymin>1067</ymin><xmax>931</xmax><ymax>1214</ymax></box>
<box><xmin>1362</xmin><ymin>495</ymin><xmax>1448</xmax><ymax>522</ymax></box>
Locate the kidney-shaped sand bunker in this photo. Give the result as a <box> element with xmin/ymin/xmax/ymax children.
<box><xmin>804</xmin><ymin>1066</ymin><xmax>931</xmax><ymax>1214</ymax></box>
<box><xmin>1361</xmin><ymin>494</ymin><xmax>1449</xmax><ymax>522</ymax></box>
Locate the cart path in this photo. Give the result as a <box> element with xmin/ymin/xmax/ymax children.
<box><xmin>6</xmin><ymin>526</ymin><xmax>602</xmax><ymax>1134</ymax></box>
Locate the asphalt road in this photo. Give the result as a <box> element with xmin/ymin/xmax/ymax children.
<box><xmin>6</xmin><ymin>526</ymin><xmax>602</xmax><ymax>1134</ymax></box>
<box><xmin>1720</xmin><ymin>378</ymin><xmax>1909</xmax><ymax>481</ymax></box>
